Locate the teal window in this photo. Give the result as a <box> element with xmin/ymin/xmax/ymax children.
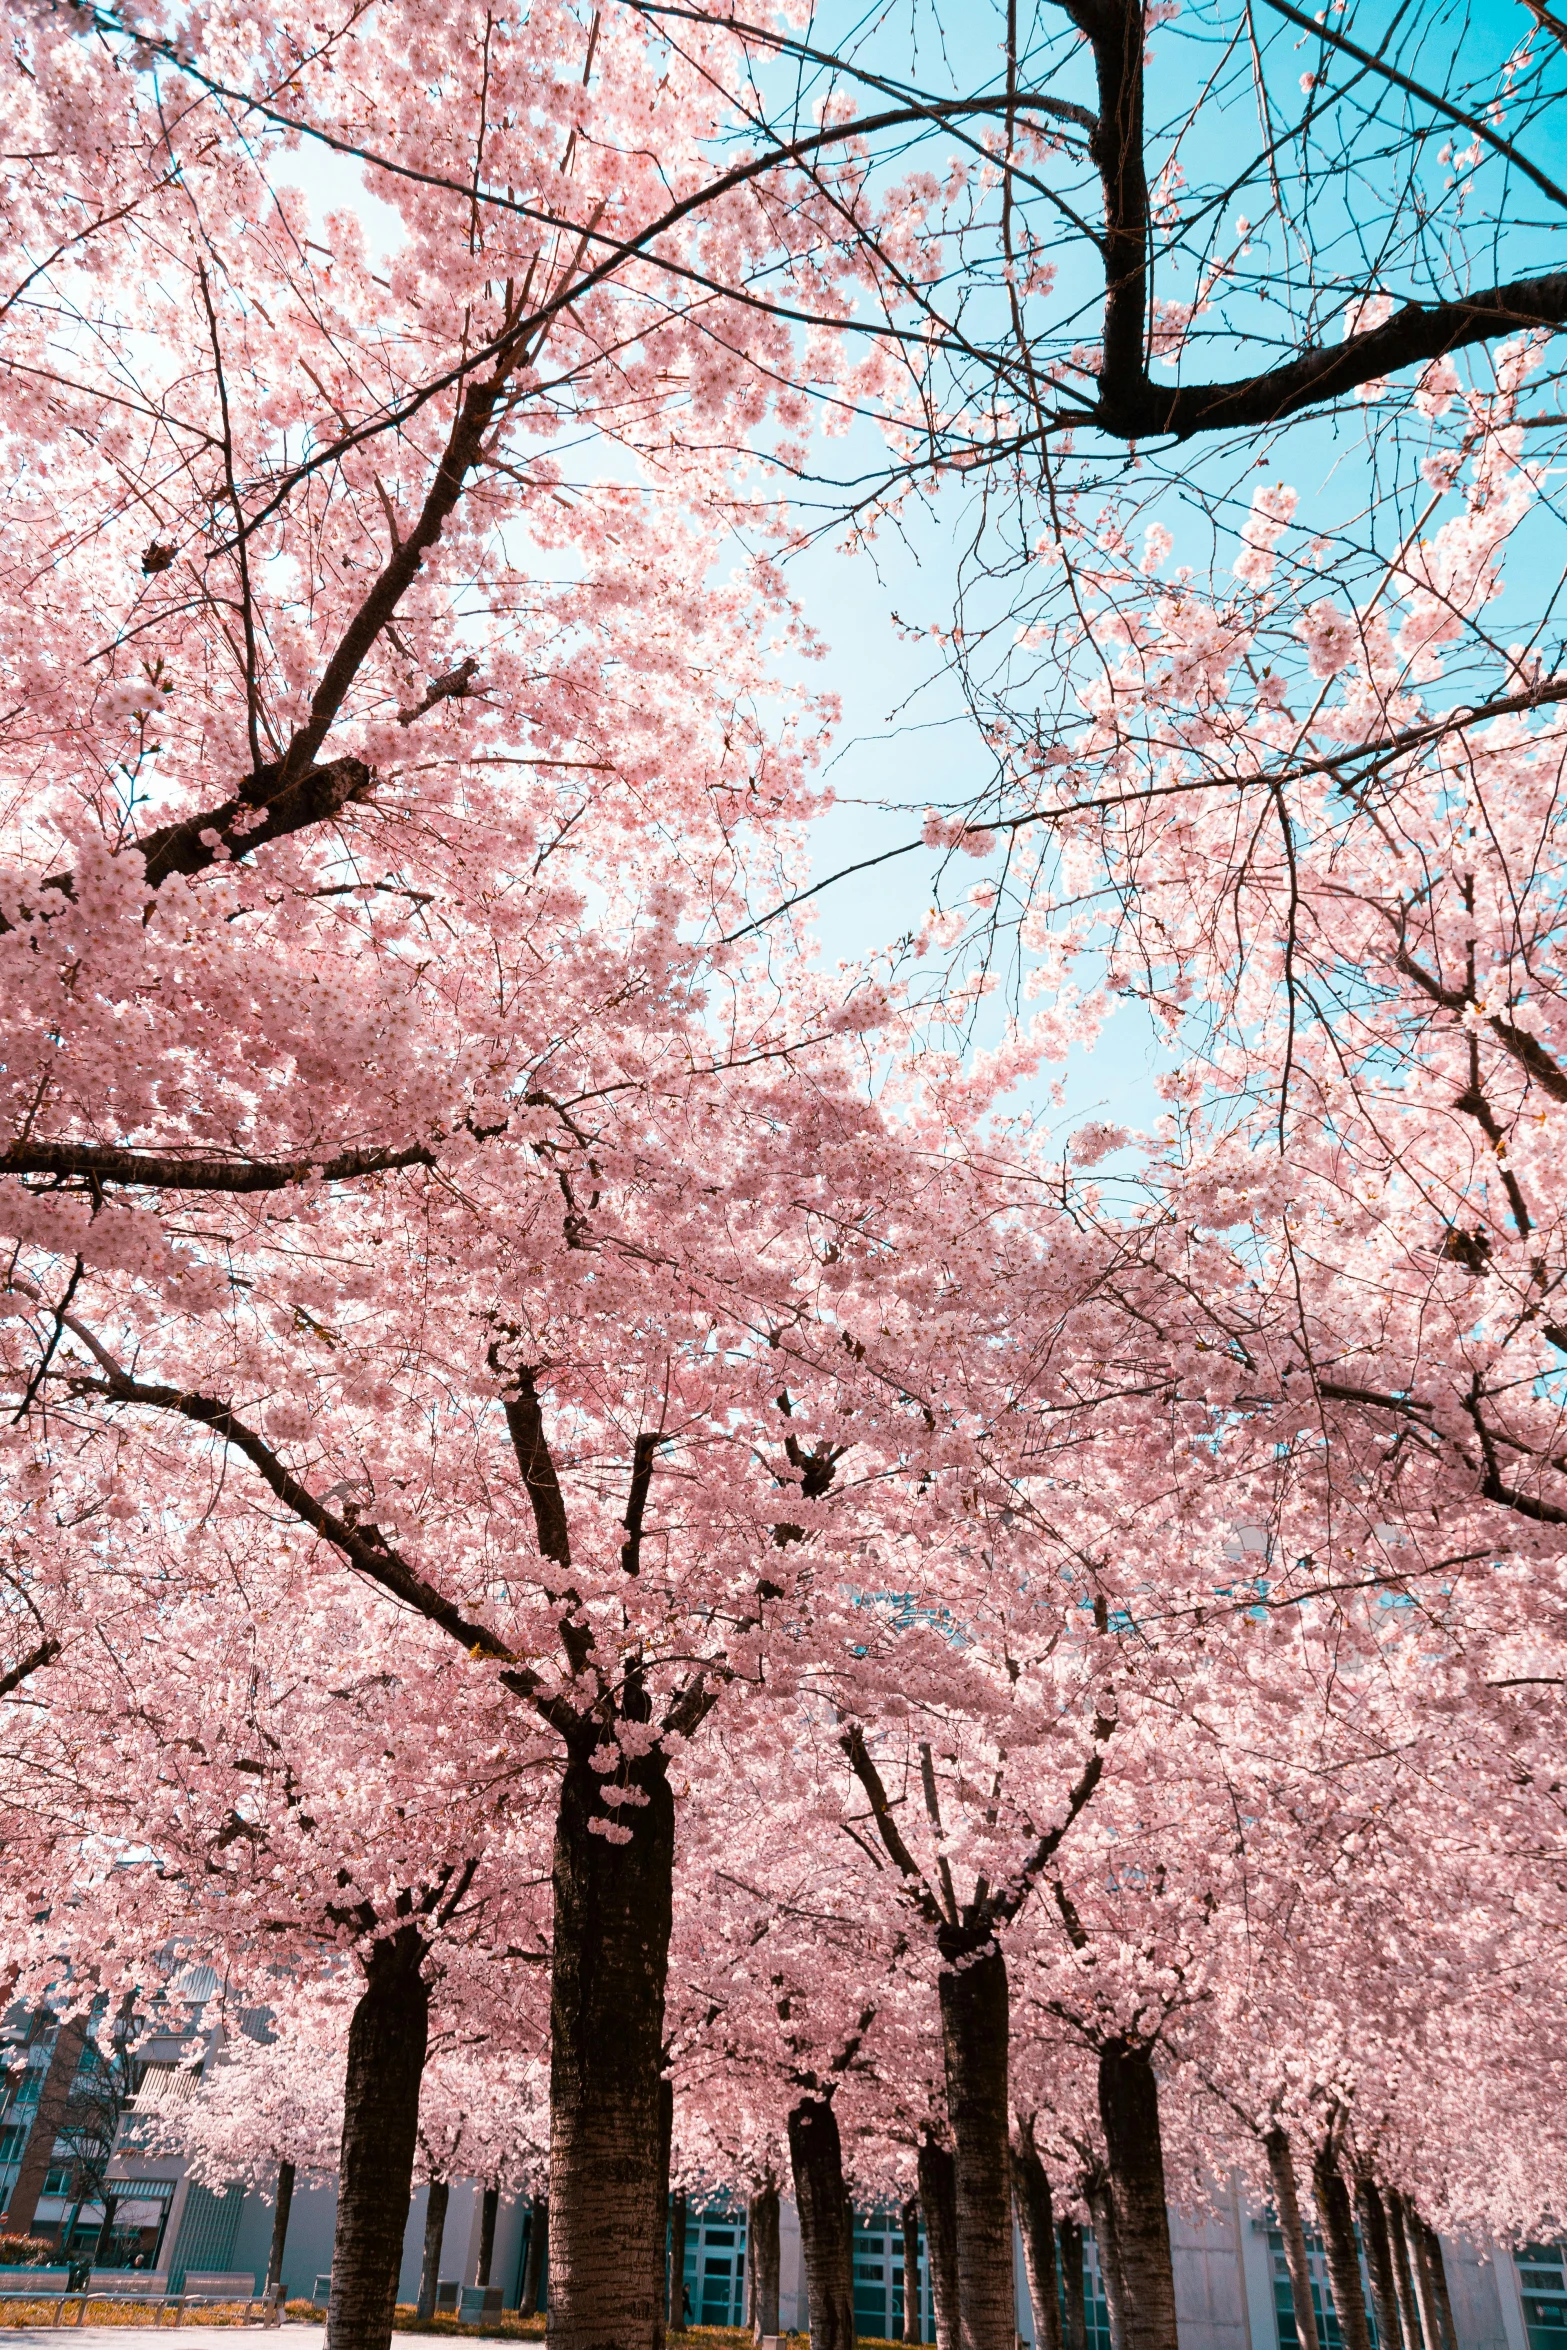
<box><xmin>1518</xmin><ymin>2244</ymin><xmax>1567</xmax><ymax>2350</ymax></box>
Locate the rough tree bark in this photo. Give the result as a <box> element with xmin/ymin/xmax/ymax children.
<box><xmin>1058</xmin><ymin>2216</ymin><xmax>1088</xmax><ymax>2350</ymax></box>
<box><xmin>750</xmin><ymin>2183</ymin><xmax>780</xmax><ymax>2342</ymax></box>
<box><xmin>548</xmin><ymin>1724</ymin><xmax>676</xmax><ymax>2350</ymax></box>
<box><xmin>475</xmin><ymin>2188</ymin><xmax>498</xmax><ymax>2292</ymax></box>
<box><xmin>520</xmin><ymin>2199</ymin><xmax>549</xmax><ymax>2319</ymax></box>
<box><xmin>937</xmin><ymin>1933</ymin><xmax>1013</xmax><ymax>2350</ymax></box>
<box><xmin>1083</xmin><ymin>2171</ymin><xmax>1127</xmax><ymax>2350</ymax></box>
<box><xmin>1352</xmin><ymin>2176</ymin><xmax>1404</xmax><ymax>2350</ymax></box>
<box><xmin>417</xmin><ymin>2182</ymin><xmax>450</xmax><ymax>2323</ymax></box>
<box><xmin>1098</xmin><ymin>2040</ymin><xmax>1178</xmax><ymax>2350</ymax></box>
<box><xmin>267</xmin><ymin>2162</ymin><xmax>297</xmax><ymax>2300</ymax></box>
<box><xmin>1011</xmin><ymin>2124</ymin><xmax>1062</xmax><ymax>2350</ymax></box>
<box><xmin>5</xmin><ymin>2012</ymin><xmax>88</xmax><ymax>2236</ymax></box>
<box><xmin>787</xmin><ymin>2096</ymin><xmax>855</xmax><ymax>2350</ymax></box>
<box><xmin>1264</xmin><ymin>2129</ymin><xmax>1321</xmax><ymax>2350</ymax></box>
<box><xmin>902</xmin><ymin>2196</ymin><xmax>923</xmax><ymax>2346</ymax></box>
<box><xmin>655</xmin><ymin>2081</ymin><xmax>673</xmax><ymax>2350</ymax></box>
<box><xmin>1384</xmin><ymin>2191</ymin><xmax>1427</xmax><ymax>2350</ymax></box>
<box><xmin>668</xmin><ymin>2194</ymin><xmax>687</xmax><ymax>2330</ymax></box>
<box><xmin>917</xmin><ymin>2136</ymin><xmax>960</xmax><ymax>2350</ymax></box>
<box><xmin>1418</xmin><ymin>2218</ymin><xmax>1459</xmax><ymax>2350</ymax></box>
<box><xmin>1404</xmin><ymin>2209</ymin><xmax>1450</xmax><ymax>2350</ymax></box>
<box><xmin>326</xmin><ymin>1929</ymin><xmax>431</xmax><ymax>2350</ymax></box>
<box><xmin>1309</xmin><ymin>2142</ymin><xmax>1372</xmax><ymax>2350</ymax></box>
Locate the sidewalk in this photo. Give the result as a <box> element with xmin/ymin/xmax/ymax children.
<box><xmin>0</xmin><ymin>2331</ymin><xmax>326</xmax><ymax>2348</ymax></box>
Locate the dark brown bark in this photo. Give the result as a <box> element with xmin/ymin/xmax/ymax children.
<box><xmin>1049</xmin><ymin>0</ymin><xmax>1567</xmax><ymax>446</ymax></box>
<box><xmin>267</xmin><ymin>2162</ymin><xmax>296</xmax><ymax>2299</ymax></box>
<box><xmin>787</xmin><ymin>2096</ymin><xmax>855</xmax><ymax>2350</ymax></box>
<box><xmin>1352</xmin><ymin>2176</ymin><xmax>1404</xmax><ymax>2350</ymax></box>
<box><xmin>548</xmin><ymin>1724</ymin><xmax>675</xmax><ymax>2350</ymax></box>
<box><xmin>1384</xmin><ymin>2191</ymin><xmax>1427</xmax><ymax>2350</ymax></box>
<box><xmin>5</xmin><ymin>2013</ymin><xmax>88</xmax><ymax>2235</ymax></box>
<box><xmin>668</xmin><ymin>2194</ymin><xmax>686</xmax><ymax>2329</ymax></box>
<box><xmin>917</xmin><ymin>2137</ymin><xmax>960</xmax><ymax>2350</ymax></box>
<box><xmin>937</xmin><ymin>1934</ymin><xmax>1013</xmax><ymax>2350</ymax></box>
<box><xmin>92</xmin><ymin>2191</ymin><xmax>119</xmax><ymax>2267</ymax></box>
<box><xmin>1309</xmin><ymin>2143</ymin><xmax>1372</xmax><ymax>2350</ymax></box>
<box><xmin>417</xmin><ymin>2181</ymin><xmax>450</xmax><ymax>2323</ymax></box>
<box><xmin>1264</xmin><ymin>2129</ymin><xmax>1321</xmax><ymax>2350</ymax></box>
<box><xmin>520</xmin><ymin>2198</ymin><xmax>549</xmax><ymax>2318</ymax></box>
<box><xmin>750</xmin><ymin>2183</ymin><xmax>780</xmax><ymax>2340</ymax></box>
<box><xmin>1058</xmin><ymin>2217</ymin><xmax>1088</xmax><ymax>2350</ymax></box>
<box><xmin>477</xmin><ymin>2187</ymin><xmax>499</xmax><ymax>2292</ymax></box>
<box><xmin>654</xmin><ymin>2082</ymin><xmax>673</xmax><ymax>2350</ymax></box>
<box><xmin>1082</xmin><ymin>2172</ymin><xmax>1126</xmax><ymax>2350</ymax></box>
<box><xmin>1011</xmin><ymin>2126</ymin><xmax>1062</xmax><ymax>2350</ymax></box>
<box><xmin>902</xmin><ymin>2196</ymin><xmax>923</xmax><ymax>2346</ymax></box>
<box><xmin>0</xmin><ymin>1140</ymin><xmax>438</xmax><ymax>1193</ymax></box>
<box><xmin>1417</xmin><ymin>2220</ymin><xmax>1458</xmax><ymax>2350</ymax></box>
<box><xmin>1097</xmin><ymin>2041</ymin><xmax>1178</xmax><ymax>2350</ymax></box>
<box><xmin>326</xmin><ymin>1930</ymin><xmax>430</xmax><ymax>2350</ymax></box>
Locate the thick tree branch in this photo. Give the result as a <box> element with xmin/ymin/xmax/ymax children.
<box><xmin>64</xmin><ymin>1369</ymin><xmax>518</xmax><ymax>1660</ymax></box>
<box><xmin>503</xmin><ymin>1370</ymin><xmax>573</xmax><ymax>1571</ymax></box>
<box><xmin>1</xmin><ymin>1139</ymin><xmax>437</xmax><ymax>1191</ymax></box>
<box><xmin>840</xmin><ymin>1723</ymin><xmax>943</xmax><ymax>1926</ymax></box>
<box><xmin>0</xmin><ymin>1638</ymin><xmax>62</xmax><ymax>1704</ymax></box>
<box><xmin>992</xmin><ymin>1707</ymin><xmax>1116</xmax><ymax>1927</ymax></box>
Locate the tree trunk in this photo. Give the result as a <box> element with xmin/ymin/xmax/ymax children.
<box><xmin>477</xmin><ymin>2187</ymin><xmax>499</xmax><ymax>2291</ymax></box>
<box><xmin>655</xmin><ymin>2082</ymin><xmax>673</xmax><ymax>2350</ymax></box>
<box><xmin>1404</xmin><ymin>2210</ymin><xmax>1449</xmax><ymax>2350</ymax></box>
<box><xmin>668</xmin><ymin>2194</ymin><xmax>686</xmax><ymax>2330</ymax></box>
<box><xmin>1352</xmin><ymin>2176</ymin><xmax>1403</xmax><ymax>2350</ymax></box>
<box><xmin>1417</xmin><ymin>2219</ymin><xmax>1458</xmax><ymax>2350</ymax></box>
<box><xmin>5</xmin><ymin>2012</ymin><xmax>88</xmax><ymax>2235</ymax></box>
<box><xmin>326</xmin><ymin>1929</ymin><xmax>430</xmax><ymax>2350</ymax></box>
<box><xmin>1058</xmin><ymin>2218</ymin><xmax>1087</xmax><ymax>2350</ymax></box>
<box><xmin>521</xmin><ymin>2199</ymin><xmax>549</xmax><ymax>2319</ymax></box>
<box><xmin>1097</xmin><ymin>2041</ymin><xmax>1178</xmax><ymax>2350</ymax></box>
<box><xmin>548</xmin><ymin>1727</ymin><xmax>676</xmax><ymax>2350</ymax></box>
<box><xmin>417</xmin><ymin>2181</ymin><xmax>450</xmax><ymax>2323</ymax></box>
<box><xmin>1082</xmin><ymin>2174</ymin><xmax>1126</xmax><ymax>2350</ymax></box>
<box><xmin>1309</xmin><ymin>2142</ymin><xmax>1371</xmax><ymax>2350</ymax></box>
<box><xmin>917</xmin><ymin>2137</ymin><xmax>960</xmax><ymax>2350</ymax></box>
<box><xmin>1011</xmin><ymin>2129</ymin><xmax>1061</xmax><ymax>2350</ymax></box>
<box><xmin>1383</xmin><ymin>2192</ymin><xmax>1426</xmax><ymax>2350</ymax></box>
<box><xmin>93</xmin><ymin>2191</ymin><xmax>119</xmax><ymax>2268</ymax></box>
<box><xmin>267</xmin><ymin>2161</ymin><xmax>296</xmax><ymax>2299</ymax></box>
<box><xmin>787</xmin><ymin>2095</ymin><xmax>855</xmax><ymax>2350</ymax></box>
<box><xmin>750</xmin><ymin>2182</ymin><xmax>780</xmax><ymax>2341</ymax></box>
<box><xmin>937</xmin><ymin>1934</ymin><xmax>1013</xmax><ymax>2350</ymax></box>
<box><xmin>902</xmin><ymin>2196</ymin><xmax>923</xmax><ymax>2347</ymax></box>
<box><xmin>1264</xmin><ymin>2129</ymin><xmax>1321</xmax><ymax>2350</ymax></box>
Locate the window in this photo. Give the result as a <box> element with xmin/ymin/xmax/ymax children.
<box><xmin>1517</xmin><ymin>2244</ymin><xmax>1567</xmax><ymax>2350</ymax></box>
<box><xmin>853</xmin><ymin>2211</ymin><xmax>924</xmax><ymax>2340</ymax></box>
<box><xmin>683</xmin><ymin>2205</ymin><xmax>748</xmax><ymax>2328</ymax></box>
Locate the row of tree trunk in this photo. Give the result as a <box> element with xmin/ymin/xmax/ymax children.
<box><xmin>315</xmin><ymin>1768</ymin><xmax>1461</xmax><ymax>2350</ymax></box>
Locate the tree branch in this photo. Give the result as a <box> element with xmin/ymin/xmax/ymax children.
<box><xmin>1</xmin><ymin>1139</ymin><xmax>437</xmax><ymax>1191</ymax></box>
